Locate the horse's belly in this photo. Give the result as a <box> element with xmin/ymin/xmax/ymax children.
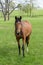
<box><xmin>25</xmin><ymin>28</ymin><xmax>32</xmax><ymax>36</ymax></box>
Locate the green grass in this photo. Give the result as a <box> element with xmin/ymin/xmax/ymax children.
<box><xmin>0</xmin><ymin>12</ymin><xmax>43</xmax><ymax>65</ymax></box>
<box><xmin>31</xmin><ymin>9</ymin><xmax>43</xmax><ymax>16</ymax></box>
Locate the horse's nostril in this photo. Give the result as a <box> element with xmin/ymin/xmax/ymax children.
<box><xmin>17</xmin><ymin>32</ymin><xmax>19</xmax><ymax>35</ymax></box>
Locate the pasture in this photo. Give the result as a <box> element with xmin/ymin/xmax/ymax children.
<box><xmin>0</xmin><ymin>11</ymin><xmax>43</xmax><ymax>65</ymax></box>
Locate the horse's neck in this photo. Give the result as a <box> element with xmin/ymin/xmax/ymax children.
<box><xmin>21</xmin><ymin>21</ymin><xmax>24</xmax><ymax>25</ymax></box>
<box><xmin>21</xmin><ymin>22</ymin><xmax>23</xmax><ymax>27</ymax></box>
<box><xmin>21</xmin><ymin>21</ymin><xmax>26</xmax><ymax>27</ymax></box>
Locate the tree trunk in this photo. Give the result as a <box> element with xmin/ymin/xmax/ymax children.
<box><xmin>4</xmin><ymin>14</ymin><xmax>6</xmax><ymax>21</ymax></box>
<box><xmin>0</xmin><ymin>0</ymin><xmax>17</xmax><ymax>21</ymax></box>
<box><xmin>7</xmin><ymin>0</ymin><xmax>9</xmax><ymax>20</ymax></box>
<box><xmin>8</xmin><ymin>12</ymin><xmax>9</xmax><ymax>20</ymax></box>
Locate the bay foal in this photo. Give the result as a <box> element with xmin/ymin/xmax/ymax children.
<box><xmin>15</xmin><ymin>16</ymin><xmax>32</xmax><ymax>56</ymax></box>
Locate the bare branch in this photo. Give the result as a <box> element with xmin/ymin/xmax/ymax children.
<box><xmin>0</xmin><ymin>2</ymin><xmax>4</xmax><ymax>15</ymax></box>
<box><xmin>9</xmin><ymin>7</ymin><xmax>17</xmax><ymax>15</ymax></box>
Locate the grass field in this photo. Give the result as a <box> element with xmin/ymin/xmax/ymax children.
<box><xmin>0</xmin><ymin>13</ymin><xmax>43</xmax><ymax>65</ymax></box>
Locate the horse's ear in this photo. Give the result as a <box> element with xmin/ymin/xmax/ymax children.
<box><xmin>15</xmin><ymin>16</ymin><xmax>17</xmax><ymax>19</ymax></box>
<box><xmin>20</xmin><ymin>16</ymin><xmax>22</xmax><ymax>19</ymax></box>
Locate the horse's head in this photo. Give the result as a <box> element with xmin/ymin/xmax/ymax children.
<box><xmin>15</xmin><ymin>16</ymin><xmax>22</xmax><ymax>35</ymax></box>
<box><xmin>15</xmin><ymin>16</ymin><xmax>22</xmax><ymax>23</ymax></box>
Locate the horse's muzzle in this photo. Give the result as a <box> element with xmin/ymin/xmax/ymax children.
<box><xmin>16</xmin><ymin>32</ymin><xmax>20</xmax><ymax>35</ymax></box>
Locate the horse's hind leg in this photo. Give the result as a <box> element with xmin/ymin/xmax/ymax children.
<box><xmin>22</xmin><ymin>44</ymin><xmax>25</xmax><ymax>56</ymax></box>
<box><xmin>26</xmin><ymin>36</ymin><xmax>30</xmax><ymax>52</ymax></box>
<box><xmin>22</xmin><ymin>38</ymin><xmax>26</xmax><ymax>57</ymax></box>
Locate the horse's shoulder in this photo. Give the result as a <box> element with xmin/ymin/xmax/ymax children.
<box><xmin>22</xmin><ymin>20</ymin><xmax>30</xmax><ymax>24</ymax></box>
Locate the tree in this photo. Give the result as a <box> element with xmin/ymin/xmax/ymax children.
<box><xmin>25</xmin><ymin>0</ymin><xmax>33</xmax><ymax>16</ymax></box>
<box><xmin>0</xmin><ymin>0</ymin><xmax>17</xmax><ymax>21</ymax></box>
<box><xmin>24</xmin><ymin>0</ymin><xmax>35</xmax><ymax>16</ymax></box>
<box><xmin>0</xmin><ymin>1</ymin><xmax>6</xmax><ymax>21</ymax></box>
<box><xmin>22</xmin><ymin>4</ymin><xmax>30</xmax><ymax>16</ymax></box>
<box><xmin>17</xmin><ymin>4</ymin><xmax>22</xmax><ymax>11</ymax></box>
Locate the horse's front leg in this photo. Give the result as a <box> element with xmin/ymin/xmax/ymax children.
<box><xmin>17</xmin><ymin>39</ymin><xmax>21</xmax><ymax>55</ymax></box>
<box><xmin>22</xmin><ymin>37</ymin><xmax>26</xmax><ymax>57</ymax></box>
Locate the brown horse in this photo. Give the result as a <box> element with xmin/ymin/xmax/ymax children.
<box><xmin>15</xmin><ymin>16</ymin><xmax>32</xmax><ymax>56</ymax></box>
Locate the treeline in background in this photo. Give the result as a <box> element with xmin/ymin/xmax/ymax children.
<box><xmin>0</xmin><ymin>0</ymin><xmax>43</xmax><ymax>21</ymax></box>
